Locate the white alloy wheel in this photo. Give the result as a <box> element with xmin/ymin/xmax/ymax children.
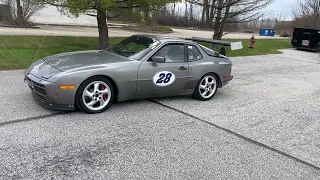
<box><xmin>198</xmin><ymin>75</ymin><xmax>217</xmax><ymax>99</ymax></box>
<box><xmin>82</xmin><ymin>81</ymin><xmax>112</xmax><ymax>111</ymax></box>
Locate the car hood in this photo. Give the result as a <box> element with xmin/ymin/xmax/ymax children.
<box><xmin>43</xmin><ymin>50</ymin><xmax>130</xmax><ymax>72</ymax></box>
<box><xmin>28</xmin><ymin>60</ymin><xmax>63</xmax><ymax>80</ymax></box>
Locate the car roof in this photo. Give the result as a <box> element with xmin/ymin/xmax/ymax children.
<box><xmin>133</xmin><ymin>34</ymin><xmax>197</xmax><ymax>44</ymax></box>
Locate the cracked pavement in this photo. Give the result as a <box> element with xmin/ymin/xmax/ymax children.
<box><xmin>0</xmin><ymin>49</ymin><xmax>320</xmax><ymax>179</ymax></box>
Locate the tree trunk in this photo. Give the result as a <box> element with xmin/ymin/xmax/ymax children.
<box><xmin>190</xmin><ymin>3</ymin><xmax>193</xmax><ymax>27</ymax></box>
<box><xmin>213</xmin><ymin>0</ymin><xmax>231</xmax><ymax>40</ymax></box>
<box><xmin>16</xmin><ymin>0</ymin><xmax>23</xmax><ymax>23</ymax></box>
<box><xmin>97</xmin><ymin>8</ymin><xmax>109</xmax><ymax>49</ymax></box>
<box><xmin>127</xmin><ymin>1</ymin><xmax>134</xmax><ymax>22</ymax></box>
<box><xmin>209</xmin><ymin>0</ymin><xmax>216</xmax><ymax>26</ymax></box>
<box><xmin>162</xmin><ymin>6</ymin><xmax>166</xmax><ymax>24</ymax></box>
<box><xmin>201</xmin><ymin>4</ymin><xmax>205</xmax><ymax>26</ymax></box>
<box><xmin>172</xmin><ymin>2</ymin><xmax>176</xmax><ymax>17</ymax></box>
<box><xmin>143</xmin><ymin>6</ymin><xmax>150</xmax><ymax>24</ymax></box>
<box><xmin>185</xmin><ymin>2</ymin><xmax>188</xmax><ymax>26</ymax></box>
<box><xmin>204</xmin><ymin>0</ymin><xmax>210</xmax><ymax>27</ymax></box>
<box><xmin>213</xmin><ymin>0</ymin><xmax>223</xmax><ymax>39</ymax></box>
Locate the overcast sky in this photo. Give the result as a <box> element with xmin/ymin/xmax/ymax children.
<box><xmin>265</xmin><ymin>0</ymin><xmax>296</xmax><ymax>18</ymax></box>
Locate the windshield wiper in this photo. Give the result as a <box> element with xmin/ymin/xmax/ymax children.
<box><xmin>106</xmin><ymin>48</ymin><xmax>128</xmax><ymax>57</ymax></box>
<box><xmin>115</xmin><ymin>50</ymin><xmax>128</xmax><ymax>57</ymax></box>
<box><xmin>105</xmin><ymin>48</ymin><xmax>114</xmax><ymax>52</ymax></box>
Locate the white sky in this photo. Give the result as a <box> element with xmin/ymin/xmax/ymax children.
<box><xmin>29</xmin><ymin>0</ymin><xmax>298</xmax><ymax>25</ymax></box>
<box><xmin>265</xmin><ymin>0</ymin><xmax>296</xmax><ymax>19</ymax></box>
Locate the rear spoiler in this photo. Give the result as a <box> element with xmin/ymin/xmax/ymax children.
<box><xmin>185</xmin><ymin>37</ymin><xmax>243</xmax><ymax>56</ymax></box>
<box><xmin>185</xmin><ymin>37</ymin><xmax>231</xmax><ymax>46</ymax></box>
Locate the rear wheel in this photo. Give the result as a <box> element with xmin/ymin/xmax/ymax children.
<box><xmin>76</xmin><ymin>76</ymin><xmax>114</xmax><ymax>114</ymax></box>
<box><xmin>193</xmin><ymin>74</ymin><xmax>218</xmax><ymax>101</ymax></box>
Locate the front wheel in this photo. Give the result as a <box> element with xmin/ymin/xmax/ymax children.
<box><xmin>76</xmin><ymin>77</ymin><xmax>114</xmax><ymax>114</ymax></box>
<box><xmin>193</xmin><ymin>74</ymin><xmax>218</xmax><ymax>101</ymax></box>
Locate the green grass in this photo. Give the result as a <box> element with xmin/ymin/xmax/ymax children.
<box><xmin>123</xmin><ymin>24</ymin><xmax>173</xmax><ymax>33</ymax></box>
<box><xmin>210</xmin><ymin>39</ymin><xmax>292</xmax><ymax>57</ymax></box>
<box><xmin>0</xmin><ymin>36</ymin><xmax>291</xmax><ymax>70</ymax></box>
<box><xmin>0</xmin><ymin>36</ymin><xmax>125</xmax><ymax>70</ymax></box>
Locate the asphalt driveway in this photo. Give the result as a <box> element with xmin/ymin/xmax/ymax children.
<box><xmin>0</xmin><ymin>49</ymin><xmax>319</xmax><ymax>179</ymax></box>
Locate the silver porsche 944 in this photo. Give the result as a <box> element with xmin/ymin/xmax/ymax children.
<box><xmin>25</xmin><ymin>35</ymin><xmax>234</xmax><ymax>114</ymax></box>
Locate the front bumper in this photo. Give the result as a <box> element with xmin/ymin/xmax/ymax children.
<box><xmin>221</xmin><ymin>75</ymin><xmax>233</xmax><ymax>87</ymax></box>
<box><xmin>31</xmin><ymin>91</ymin><xmax>74</xmax><ymax>110</ymax></box>
<box><xmin>24</xmin><ymin>72</ymin><xmax>75</xmax><ymax>111</ymax></box>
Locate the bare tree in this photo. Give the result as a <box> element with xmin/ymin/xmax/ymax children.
<box><xmin>273</xmin><ymin>13</ymin><xmax>293</xmax><ymax>34</ymax></box>
<box><xmin>3</xmin><ymin>0</ymin><xmax>44</xmax><ymax>23</ymax></box>
<box><xmin>214</xmin><ymin>0</ymin><xmax>273</xmax><ymax>39</ymax></box>
<box><xmin>293</xmin><ymin>0</ymin><xmax>320</xmax><ymax>29</ymax></box>
<box><xmin>188</xmin><ymin>0</ymin><xmax>273</xmax><ymax>39</ymax></box>
<box><xmin>237</xmin><ymin>12</ymin><xmax>293</xmax><ymax>35</ymax></box>
<box><xmin>22</xmin><ymin>0</ymin><xmax>45</xmax><ymax>20</ymax></box>
<box><xmin>260</xmin><ymin>17</ymin><xmax>276</xmax><ymax>28</ymax></box>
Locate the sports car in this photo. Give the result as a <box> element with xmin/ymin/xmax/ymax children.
<box><xmin>25</xmin><ymin>35</ymin><xmax>233</xmax><ymax>114</ymax></box>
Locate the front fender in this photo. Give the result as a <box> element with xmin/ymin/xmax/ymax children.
<box><xmin>49</xmin><ymin>61</ymin><xmax>141</xmax><ymax>105</ymax></box>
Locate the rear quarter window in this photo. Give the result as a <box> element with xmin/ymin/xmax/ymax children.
<box><xmin>199</xmin><ymin>45</ymin><xmax>217</xmax><ymax>56</ymax></box>
<box><xmin>187</xmin><ymin>45</ymin><xmax>203</xmax><ymax>61</ymax></box>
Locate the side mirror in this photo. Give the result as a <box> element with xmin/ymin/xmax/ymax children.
<box><xmin>152</xmin><ymin>56</ymin><xmax>165</xmax><ymax>63</ymax></box>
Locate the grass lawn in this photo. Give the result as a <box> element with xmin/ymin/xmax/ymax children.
<box><xmin>201</xmin><ymin>39</ymin><xmax>292</xmax><ymax>57</ymax></box>
<box><xmin>0</xmin><ymin>36</ymin><xmax>291</xmax><ymax>70</ymax></box>
<box><xmin>123</xmin><ymin>25</ymin><xmax>173</xmax><ymax>33</ymax></box>
<box><xmin>0</xmin><ymin>36</ymin><xmax>125</xmax><ymax>70</ymax></box>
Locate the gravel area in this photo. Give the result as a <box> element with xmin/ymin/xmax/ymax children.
<box><xmin>0</xmin><ymin>49</ymin><xmax>319</xmax><ymax>179</ymax></box>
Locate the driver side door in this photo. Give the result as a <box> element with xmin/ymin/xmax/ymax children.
<box><xmin>136</xmin><ymin>43</ymin><xmax>189</xmax><ymax>99</ymax></box>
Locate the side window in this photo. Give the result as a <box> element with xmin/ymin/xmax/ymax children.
<box><xmin>187</xmin><ymin>45</ymin><xmax>203</xmax><ymax>61</ymax></box>
<box><xmin>154</xmin><ymin>44</ymin><xmax>185</xmax><ymax>63</ymax></box>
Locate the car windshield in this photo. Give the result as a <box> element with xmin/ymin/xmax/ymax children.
<box><xmin>106</xmin><ymin>36</ymin><xmax>157</xmax><ymax>60</ymax></box>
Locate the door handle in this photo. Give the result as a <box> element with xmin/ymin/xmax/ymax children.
<box><xmin>179</xmin><ymin>66</ymin><xmax>188</xmax><ymax>70</ymax></box>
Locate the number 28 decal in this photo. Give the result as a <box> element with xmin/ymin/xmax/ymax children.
<box><xmin>153</xmin><ymin>71</ymin><xmax>176</xmax><ymax>87</ymax></box>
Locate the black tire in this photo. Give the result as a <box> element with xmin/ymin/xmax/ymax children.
<box><xmin>76</xmin><ymin>76</ymin><xmax>114</xmax><ymax>114</ymax></box>
<box><xmin>193</xmin><ymin>73</ymin><xmax>218</xmax><ymax>101</ymax></box>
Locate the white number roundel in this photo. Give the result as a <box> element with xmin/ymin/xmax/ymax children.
<box><xmin>153</xmin><ymin>71</ymin><xmax>176</xmax><ymax>87</ymax></box>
